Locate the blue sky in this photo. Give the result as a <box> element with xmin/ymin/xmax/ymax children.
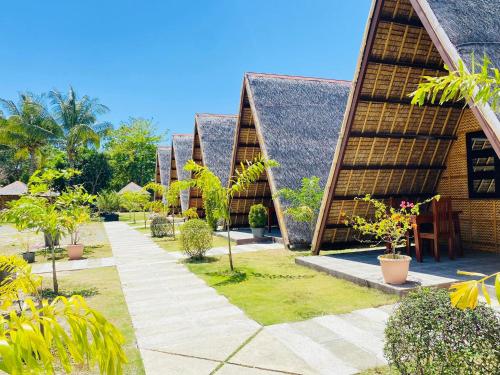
<box><xmin>0</xmin><ymin>0</ymin><xmax>372</xmax><ymax>144</ymax></box>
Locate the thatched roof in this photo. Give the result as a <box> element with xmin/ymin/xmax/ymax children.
<box><xmin>311</xmin><ymin>0</ymin><xmax>500</xmax><ymax>252</ymax></box>
<box><xmin>195</xmin><ymin>114</ymin><xmax>237</xmax><ymax>187</ymax></box>
<box><xmin>0</xmin><ymin>181</ymin><xmax>27</xmax><ymax>196</ymax></box>
<box><xmin>118</xmin><ymin>182</ymin><xmax>143</xmax><ymax>194</ymax></box>
<box><xmin>230</xmin><ymin>72</ymin><xmax>351</xmax><ymax>246</ymax></box>
<box><xmin>156</xmin><ymin>146</ymin><xmax>171</xmax><ymax>187</ymax></box>
<box><xmin>172</xmin><ymin>134</ymin><xmax>194</xmax><ymax>212</ymax></box>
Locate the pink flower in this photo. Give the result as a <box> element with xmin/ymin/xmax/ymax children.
<box><xmin>400</xmin><ymin>201</ymin><xmax>406</xmax><ymax>209</ymax></box>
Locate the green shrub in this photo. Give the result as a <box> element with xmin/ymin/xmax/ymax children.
<box><xmin>179</xmin><ymin>219</ymin><xmax>212</xmax><ymax>259</ymax></box>
<box><xmin>95</xmin><ymin>191</ymin><xmax>121</xmax><ymax>213</ymax></box>
<box><xmin>384</xmin><ymin>288</ymin><xmax>500</xmax><ymax>375</ymax></box>
<box><xmin>150</xmin><ymin>214</ymin><xmax>173</xmax><ymax>238</ymax></box>
<box><xmin>204</xmin><ymin>195</ymin><xmax>218</xmax><ymax>231</ymax></box>
<box><xmin>182</xmin><ymin>207</ymin><xmax>199</xmax><ymax>220</ymax></box>
<box><xmin>248</xmin><ymin>204</ymin><xmax>267</xmax><ymax>228</ymax></box>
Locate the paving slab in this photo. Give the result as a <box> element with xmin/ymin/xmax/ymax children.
<box><xmin>217</xmin><ymin>364</ymin><xmax>283</xmax><ymax>374</ymax></box>
<box><xmin>31</xmin><ymin>256</ymin><xmax>115</xmax><ymax>274</ymax></box>
<box><xmin>104</xmin><ymin>222</ymin><xmax>261</xmax><ymax>374</ymax></box>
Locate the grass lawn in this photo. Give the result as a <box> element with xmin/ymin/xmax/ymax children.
<box><xmin>186</xmin><ymin>249</ymin><xmax>398</xmax><ymax>325</ymax></box>
<box><xmin>0</xmin><ymin>222</ymin><xmax>112</xmax><ymax>261</ymax></box>
<box><xmin>153</xmin><ymin>234</ymin><xmax>234</xmax><ymax>252</ymax></box>
<box><xmin>358</xmin><ymin>366</ymin><xmax>397</xmax><ymax>374</ymax></box>
<box><xmin>42</xmin><ymin>267</ymin><xmax>145</xmax><ymax>375</ymax></box>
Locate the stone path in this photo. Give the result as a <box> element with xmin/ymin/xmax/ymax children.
<box><xmin>31</xmin><ymin>257</ymin><xmax>115</xmax><ymax>274</ymax></box>
<box><xmin>106</xmin><ymin>222</ymin><xmax>395</xmax><ymax>374</ymax></box>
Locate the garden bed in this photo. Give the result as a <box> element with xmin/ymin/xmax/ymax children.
<box><xmin>187</xmin><ymin>249</ymin><xmax>398</xmax><ymax>325</ymax></box>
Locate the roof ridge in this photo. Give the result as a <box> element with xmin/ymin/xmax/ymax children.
<box><xmin>173</xmin><ymin>133</ymin><xmax>193</xmax><ymax>137</ymax></box>
<box><xmin>196</xmin><ymin>113</ymin><xmax>237</xmax><ymax>118</ymax></box>
<box><xmin>245</xmin><ymin>72</ymin><xmax>351</xmax><ymax>85</ymax></box>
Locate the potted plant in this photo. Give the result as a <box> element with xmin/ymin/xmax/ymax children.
<box><xmin>58</xmin><ymin>186</ymin><xmax>94</xmax><ymax>260</ymax></box>
<box><xmin>249</xmin><ymin>204</ymin><xmax>268</xmax><ymax>238</ymax></box>
<box><xmin>19</xmin><ymin>231</ymin><xmax>35</xmax><ymax>263</ymax></box>
<box><xmin>343</xmin><ymin>195</ymin><xmax>438</xmax><ymax>285</ymax></box>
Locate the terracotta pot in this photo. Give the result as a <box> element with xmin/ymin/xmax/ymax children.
<box><xmin>67</xmin><ymin>244</ymin><xmax>84</xmax><ymax>260</ymax></box>
<box><xmin>378</xmin><ymin>254</ymin><xmax>411</xmax><ymax>285</ymax></box>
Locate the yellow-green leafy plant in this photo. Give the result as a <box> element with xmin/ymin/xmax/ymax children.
<box><xmin>182</xmin><ymin>207</ymin><xmax>199</xmax><ymax>220</ymax></box>
<box><xmin>343</xmin><ymin>194</ymin><xmax>438</xmax><ymax>258</ymax></box>
<box><xmin>57</xmin><ymin>185</ymin><xmax>95</xmax><ymax>245</ymax></box>
<box><xmin>179</xmin><ymin>219</ymin><xmax>212</xmax><ymax>259</ymax></box>
<box><xmin>0</xmin><ymin>255</ymin><xmax>127</xmax><ymax>374</ymax></box>
<box><xmin>410</xmin><ymin>54</ymin><xmax>499</xmax><ymax>113</ymax></box>
<box><xmin>179</xmin><ymin>156</ymin><xmax>278</xmax><ymax>270</ymax></box>
<box><xmin>450</xmin><ymin>270</ymin><xmax>500</xmax><ymax>310</ymax></box>
<box><xmin>120</xmin><ymin>190</ymin><xmax>150</xmax><ymax>224</ymax></box>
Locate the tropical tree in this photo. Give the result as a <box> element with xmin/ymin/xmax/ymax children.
<box><xmin>0</xmin><ymin>94</ymin><xmax>61</xmax><ymax>173</ymax></box>
<box><xmin>274</xmin><ymin>176</ymin><xmax>324</xmax><ymax>245</ymax></box>
<box><xmin>180</xmin><ymin>156</ymin><xmax>278</xmax><ymax>271</ymax></box>
<box><xmin>0</xmin><ymin>255</ymin><xmax>126</xmax><ymax>374</ymax></box>
<box><xmin>120</xmin><ymin>190</ymin><xmax>150</xmax><ymax>225</ymax></box>
<box><xmin>49</xmin><ymin>87</ymin><xmax>112</xmax><ymax>165</ymax></box>
<box><xmin>106</xmin><ymin>118</ymin><xmax>163</xmax><ymax>189</ymax></box>
<box><xmin>411</xmin><ymin>54</ymin><xmax>499</xmax><ymax>113</ymax></box>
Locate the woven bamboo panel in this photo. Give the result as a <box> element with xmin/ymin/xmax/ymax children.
<box><xmin>381</xmin><ymin>0</ymin><xmax>416</xmax><ymax>20</ymax></box>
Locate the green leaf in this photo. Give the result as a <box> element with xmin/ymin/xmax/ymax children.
<box><xmin>457</xmin><ymin>270</ymin><xmax>487</xmax><ymax>277</ymax></box>
<box><xmin>496</xmin><ymin>273</ymin><xmax>500</xmax><ymax>304</ymax></box>
<box><xmin>481</xmin><ymin>282</ymin><xmax>491</xmax><ymax>305</ymax></box>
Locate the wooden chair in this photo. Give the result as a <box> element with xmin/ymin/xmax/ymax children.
<box><xmin>413</xmin><ymin>197</ymin><xmax>455</xmax><ymax>262</ymax></box>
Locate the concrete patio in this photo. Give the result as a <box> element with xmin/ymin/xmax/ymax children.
<box><xmin>214</xmin><ymin>227</ymin><xmax>283</xmax><ymax>245</ymax></box>
<box><xmin>297</xmin><ymin>249</ymin><xmax>500</xmax><ymax>296</ymax></box>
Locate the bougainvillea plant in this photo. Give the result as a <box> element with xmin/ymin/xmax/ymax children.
<box><xmin>343</xmin><ymin>194</ymin><xmax>439</xmax><ymax>258</ymax></box>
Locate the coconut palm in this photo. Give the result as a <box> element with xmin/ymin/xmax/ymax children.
<box><xmin>49</xmin><ymin>87</ymin><xmax>112</xmax><ymax>165</ymax></box>
<box><xmin>0</xmin><ymin>94</ymin><xmax>61</xmax><ymax>173</ymax></box>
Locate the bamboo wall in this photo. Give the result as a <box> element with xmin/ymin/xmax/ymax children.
<box><xmin>188</xmin><ymin>127</ymin><xmax>204</xmax><ymax>215</ymax></box>
<box><xmin>437</xmin><ymin>110</ymin><xmax>500</xmax><ymax>253</ymax></box>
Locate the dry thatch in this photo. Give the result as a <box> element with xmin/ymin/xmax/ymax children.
<box><xmin>172</xmin><ymin>134</ymin><xmax>194</xmax><ymax>212</ymax></box>
<box><xmin>156</xmin><ymin>146</ymin><xmax>171</xmax><ymax>187</ymax></box>
<box><xmin>230</xmin><ymin>72</ymin><xmax>351</xmax><ymax>246</ymax></box>
<box><xmin>312</xmin><ymin>0</ymin><xmax>500</xmax><ymax>252</ymax></box>
<box><xmin>0</xmin><ymin>181</ymin><xmax>27</xmax><ymax>196</ymax></box>
<box><xmin>189</xmin><ymin>114</ymin><xmax>237</xmax><ymax>214</ymax></box>
<box><xmin>118</xmin><ymin>182</ymin><xmax>143</xmax><ymax>195</ymax></box>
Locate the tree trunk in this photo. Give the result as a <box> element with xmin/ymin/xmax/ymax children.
<box><xmin>144</xmin><ymin>211</ymin><xmax>147</xmax><ymax>228</ymax></box>
<box><xmin>48</xmin><ymin>234</ymin><xmax>58</xmax><ymax>294</ymax></box>
<box><xmin>29</xmin><ymin>149</ymin><xmax>38</xmax><ymax>175</ymax></box>
<box><xmin>226</xmin><ymin>204</ymin><xmax>234</xmax><ymax>271</ymax></box>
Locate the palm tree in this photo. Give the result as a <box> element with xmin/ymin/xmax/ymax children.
<box><xmin>0</xmin><ymin>94</ymin><xmax>61</xmax><ymax>174</ymax></box>
<box><xmin>49</xmin><ymin>87</ymin><xmax>112</xmax><ymax>165</ymax></box>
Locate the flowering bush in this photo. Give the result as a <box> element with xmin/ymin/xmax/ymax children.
<box><xmin>343</xmin><ymin>194</ymin><xmax>438</xmax><ymax>257</ymax></box>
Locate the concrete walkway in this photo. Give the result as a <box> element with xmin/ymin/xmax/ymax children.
<box><xmin>168</xmin><ymin>242</ymin><xmax>284</xmax><ymax>260</ymax></box>
<box><xmin>105</xmin><ymin>222</ymin><xmax>395</xmax><ymax>374</ymax></box>
<box><xmin>31</xmin><ymin>256</ymin><xmax>115</xmax><ymax>274</ymax></box>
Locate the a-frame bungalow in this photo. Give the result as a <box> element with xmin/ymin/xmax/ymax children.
<box><xmin>188</xmin><ymin>113</ymin><xmax>237</xmax><ymax>217</ymax></box>
<box><xmin>312</xmin><ymin>0</ymin><xmax>500</xmax><ymax>254</ymax></box>
<box><xmin>170</xmin><ymin>134</ymin><xmax>194</xmax><ymax>213</ymax></box>
<box><xmin>229</xmin><ymin>72</ymin><xmax>351</xmax><ymax>247</ymax></box>
<box><xmin>154</xmin><ymin>146</ymin><xmax>171</xmax><ymax>201</ymax></box>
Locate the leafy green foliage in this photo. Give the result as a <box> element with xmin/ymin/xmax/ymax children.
<box><xmin>0</xmin><ymin>255</ymin><xmax>126</xmax><ymax>374</ymax></box>
<box><xmin>411</xmin><ymin>54</ymin><xmax>500</xmax><ymax>112</ymax></box>
<box><xmin>450</xmin><ymin>270</ymin><xmax>500</xmax><ymax>309</ymax></box>
<box><xmin>48</xmin><ymin>87</ymin><xmax>112</xmax><ymax>165</ymax></box>
<box><xmin>0</xmin><ymin>93</ymin><xmax>61</xmax><ymax>173</ymax></box>
<box><xmin>248</xmin><ymin>204</ymin><xmax>267</xmax><ymax>228</ymax></box>
<box><xmin>182</xmin><ymin>207</ymin><xmax>199</xmax><ymax>220</ymax></box>
<box><xmin>179</xmin><ymin>219</ymin><xmax>213</xmax><ymax>259</ymax></box>
<box><xmin>120</xmin><ymin>190</ymin><xmax>150</xmax><ymax>224</ymax></box>
<box><xmin>72</xmin><ymin>149</ymin><xmax>112</xmax><ymax>194</ymax></box>
<box><xmin>57</xmin><ymin>185</ymin><xmax>95</xmax><ymax>245</ymax></box>
<box><xmin>275</xmin><ymin>176</ymin><xmax>323</xmax><ymax>242</ymax></box>
<box><xmin>95</xmin><ymin>190</ymin><xmax>121</xmax><ymax>213</ymax></box>
<box><xmin>343</xmin><ymin>194</ymin><xmax>438</xmax><ymax>256</ymax></box>
<box><xmin>385</xmin><ymin>288</ymin><xmax>500</xmax><ymax>375</ymax></box>
<box><xmin>182</xmin><ymin>156</ymin><xmax>278</xmax><ymax>270</ymax></box>
<box><xmin>106</xmin><ymin>118</ymin><xmax>163</xmax><ymax>189</ymax></box>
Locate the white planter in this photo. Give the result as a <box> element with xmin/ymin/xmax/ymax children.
<box><xmin>251</xmin><ymin>227</ymin><xmax>265</xmax><ymax>238</ymax></box>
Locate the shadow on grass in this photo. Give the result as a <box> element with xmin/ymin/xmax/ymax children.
<box><xmin>210</xmin><ymin>270</ymin><xmax>248</xmax><ymax>286</ymax></box>
<box><xmin>183</xmin><ymin>256</ymin><xmax>218</xmax><ymax>264</ymax></box>
<box><xmin>40</xmin><ymin>287</ymin><xmax>99</xmax><ymax>301</ymax></box>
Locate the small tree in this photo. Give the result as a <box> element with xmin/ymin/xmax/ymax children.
<box><xmin>274</xmin><ymin>176</ymin><xmax>323</xmax><ymax>246</ymax></box>
<box><xmin>0</xmin><ymin>255</ymin><xmax>126</xmax><ymax>374</ymax></box>
<box><xmin>410</xmin><ymin>54</ymin><xmax>499</xmax><ymax>113</ymax></box>
<box><xmin>58</xmin><ymin>185</ymin><xmax>95</xmax><ymax>245</ymax></box>
<box><xmin>120</xmin><ymin>190</ymin><xmax>150</xmax><ymax>224</ymax></box>
<box><xmin>181</xmin><ymin>156</ymin><xmax>278</xmax><ymax>271</ymax></box>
